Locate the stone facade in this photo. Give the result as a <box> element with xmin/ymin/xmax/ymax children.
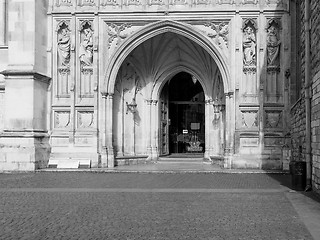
<box><xmin>0</xmin><ymin>0</ymin><xmax>294</xmax><ymax>170</ymax></box>
<box><xmin>290</xmin><ymin>0</ymin><xmax>320</xmax><ymax>194</ymax></box>
<box><xmin>309</xmin><ymin>0</ymin><xmax>320</xmax><ymax>193</ymax></box>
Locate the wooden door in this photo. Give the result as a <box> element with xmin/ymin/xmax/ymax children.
<box><xmin>160</xmin><ymin>85</ymin><xmax>169</xmax><ymax>155</ymax></box>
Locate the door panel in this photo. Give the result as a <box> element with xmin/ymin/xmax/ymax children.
<box><xmin>160</xmin><ymin>86</ymin><xmax>169</xmax><ymax>155</ymax></box>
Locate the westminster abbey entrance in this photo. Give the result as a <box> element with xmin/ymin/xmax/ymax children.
<box><xmin>160</xmin><ymin>72</ymin><xmax>205</xmax><ymax>156</ymax></box>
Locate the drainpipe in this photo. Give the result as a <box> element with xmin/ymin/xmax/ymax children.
<box><xmin>304</xmin><ymin>0</ymin><xmax>312</xmax><ymax>191</ymax></box>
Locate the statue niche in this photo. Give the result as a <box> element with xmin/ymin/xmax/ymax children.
<box><xmin>57</xmin><ymin>22</ymin><xmax>71</xmax><ymax>67</ymax></box>
<box><xmin>242</xmin><ymin>19</ymin><xmax>257</xmax><ymax>69</ymax></box>
<box><xmin>56</xmin><ymin>21</ymin><xmax>71</xmax><ymax>97</ymax></box>
<box><xmin>79</xmin><ymin>21</ymin><xmax>94</xmax><ymax>98</ymax></box>
<box><xmin>241</xmin><ymin>19</ymin><xmax>258</xmax><ymax>103</ymax></box>
<box><xmin>266</xmin><ymin>19</ymin><xmax>281</xmax><ymax>70</ymax></box>
<box><xmin>265</xmin><ymin>19</ymin><xmax>282</xmax><ymax>103</ymax></box>
<box><xmin>79</xmin><ymin>22</ymin><xmax>94</xmax><ymax>67</ymax></box>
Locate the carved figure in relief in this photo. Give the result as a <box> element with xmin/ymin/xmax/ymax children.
<box><xmin>242</xmin><ymin>26</ymin><xmax>256</xmax><ymax>66</ymax></box>
<box><xmin>79</xmin><ymin>28</ymin><xmax>93</xmax><ymax>66</ymax></box>
<box><xmin>267</xmin><ymin>25</ymin><xmax>281</xmax><ymax>66</ymax></box>
<box><xmin>57</xmin><ymin>27</ymin><xmax>71</xmax><ymax>66</ymax></box>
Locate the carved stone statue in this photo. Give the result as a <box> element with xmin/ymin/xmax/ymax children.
<box><xmin>79</xmin><ymin>28</ymin><xmax>93</xmax><ymax>66</ymax></box>
<box><xmin>57</xmin><ymin>27</ymin><xmax>71</xmax><ymax>66</ymax></box>
<box><xmin>243</xmin><ymin>25</ymin><xmax>256</xmax><ymax>66</ymax></box>
<box><xmin>267</xmin><ymin>25</ymin><xmax>281</xmax><ymax>67</ymax></box>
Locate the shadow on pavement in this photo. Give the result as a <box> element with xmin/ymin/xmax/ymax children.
<box><xmin>267</xmin><ymin>172</ymin><xmax>320</xmax><ymax>203</ymax></box>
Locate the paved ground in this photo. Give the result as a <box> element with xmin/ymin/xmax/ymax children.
<box><xmin>1</xmin><ymin>170</ymin><xmax>320</xmax><ymax>240</ymax></box>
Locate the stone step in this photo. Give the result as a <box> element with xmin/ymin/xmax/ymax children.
<box><xmin>48</xmin><ymin>158</ymin><xmax>91</xmax><ymax>169</ymax></box>
<box><xmin>157</xmin><ymin>157</ymin><xmax>212</xmax><ymax>165</ymax></box>
<box><xmin>115</xmin><ymin>156</ymin><xmax>149</xmax><ymax>166</ymax></box>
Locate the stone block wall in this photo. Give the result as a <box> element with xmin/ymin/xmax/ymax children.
<box><xmin>311</xmin><ymin>73</ymin><xmax>320</xmax><ymax>193</ymax></box>
<box><xmin>310</xmin><ymin>0</ymin><xmax>320</xmax><ymax>193</ymax></box>
<box><xmin>310</xmin><ymin>0</ymin><xmax>320</xmax><ymax>77</ymax></box>
<box><xmin>292</xmin><ymin>0</ymin><xmax>320</xmax><ymax>193</ymax></box>
<box><xmin>299</xmin><ymin>0</ymin><xmax>306</xmax><ymax>87</ymax></box>
<box><xmin>290</xmin><ymin>97</ymin><xmax>305</xmax><ymax>163</ymax></box>
<box><xmin>290</xmin><ymin>1</ymin><xmax>306</xmax><ymax>163</ymax></box>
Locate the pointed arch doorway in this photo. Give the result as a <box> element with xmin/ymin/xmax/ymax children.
<box><xmin>104</xmin><ymin>21</ymin><xmax>232</xmax><ymax>167</ymax></box>
<box><xmin>160</xmin><ymin>72</ymin><xmax>205</xmax><ymax>157</ymax></box>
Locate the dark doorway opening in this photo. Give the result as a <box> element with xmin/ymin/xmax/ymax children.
<box><xmin>165</xmin><ymin>72</ymin><xmax>205</xmax><ymax>154</ymax></box>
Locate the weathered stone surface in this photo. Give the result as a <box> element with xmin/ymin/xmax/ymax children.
<box><xmin>0</xmin><ymin>0</ymin><xmax>293</xmax><ymax>170</ymax></box>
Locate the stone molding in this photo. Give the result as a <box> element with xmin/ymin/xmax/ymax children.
<box><xmin>51</xmin><ymin>0</ymin><xmax>289</xmax><ymax>12</ymax></box>
<box><xmin>104</xmin><ymin>20</ymin><xmax>231</xmax><ymax>95</ymax></box>
<box><xmin>0</xmin><ymin>70</ymin><xmax>51</xmax><ymax>84</ymax></box>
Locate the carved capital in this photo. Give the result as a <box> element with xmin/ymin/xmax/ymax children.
<box><xmin>243</xmin><ymin>66</ymin><xmax>257</xmax><ymax>73</ymax></box>
<box><xmin>146</xmin><ymin>99</ymin><xmax>153</xmax><ymax>105</ymax></box>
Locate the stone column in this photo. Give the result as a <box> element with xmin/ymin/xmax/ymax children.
<box><xmin>0</xmin><ymin>0</ymin><xmax>50</xmax><ymax>171</ymax></box>
<box><xmin>151</xmin><ymin>100</ymin><xmax>158</xmax><ymax>160</ymax></box>
<box><xmin>220</xmin><ymin>108</ymin><xmax>225</xmax><ymax>155</ymax></box>
<box><xmin>211</xmin><ymin>100</ymin><xmax>221</xmax><ymax>157</ymax></box>
<box><xmin>209</xmin><ymin>99</ymin><xmax>216</xmax><ymax>157</ymax></box>
<box><xmin>100</xmin><ymin>93</ymin><xmax>108</xmax><ymax>168</ymax></box>
<box><xmin>106</xmin><ymin>93</ymin><xmax>114</xmax><ymax>168</ymax></box>
<box><xmin>204</xmin><ymin>99</ymin><xmax>211</xmax><ymax>160</ymax></box>
<box><xmin>224</xmin><ymin>92</ymin><xmax>234</xmax><ymax>168</ymax></box>
<box><xmin>146</xmin><ymin>99</ymin><xmax>153</xmax><ymax>158</ymax></box>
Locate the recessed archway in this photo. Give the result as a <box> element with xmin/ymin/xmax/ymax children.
<box><xmin>105</xmin><ymin>21</ymin><xmax>230</xmax><ymax>165</ymax></box>
<box><xmin>103</xmin><ymin>20</ymin><xmax>231</xmax><ymax>95</ymax></box>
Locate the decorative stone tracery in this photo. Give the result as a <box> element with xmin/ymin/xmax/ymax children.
<box><xmin>241</xmin><ymin>110</ymin><xmax>258</xmax><ymax>128</ymax></box>
<box><xmin>265</xmin><ymin>110</ymin><xmax>283</xmax><ymax>129</ymax></box>
<box><xmin>56</xmin><ymin>0</ymin><xmax>72</xmax><ymax>7</ymax></box>
<box><xmin>107</xmin><ymin>23</ymin><xmax>132</xmax><ymax>49</ymax></box>
<box><xmin>204</xmin><ymin>21</ymin><xmax>229</xmax><ymax>50</ymax></box>
<box><xmin>53</xmin><ymin>0</ymin><xmax>289</xmax><ymax>10</ymax></box>
<box><xmin>78</xmin><ymin>0</ymin><xmax>95</xmax><ymax>6</ymax></box>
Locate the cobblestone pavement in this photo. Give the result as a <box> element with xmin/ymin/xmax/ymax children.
<box><xmin>0</xmin><ymin>172</ymin><xmax>320</xmax><ymax>240</ymax></box>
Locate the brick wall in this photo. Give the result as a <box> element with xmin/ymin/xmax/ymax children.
<box><xmin>310</xmin><ymin>0</ymin><xmax>320</xmax><ymax>193</ymax></box>
<box><xmin>311</xmin><ymin>72</ymin><xmax>320</xmax><ymax>193</ymax></box>
<box><xmin>290</xmin><ymin>1</ymin><xmax>306</xmax><ymax>163</ymax></box>
<box><xmin>293</xmin><ymin>0</ymin><xmax>320</xmax><ymax>193</ymax></box>
<box><xmin>290</xmin><ymin>97</ymin><xmax>305</xmax><ymax>163</ymax></box>
<box><xmin>310</xmin><ymin>0</ymin><xmax>320</xmax><ymax>77</ymax></box>
<box><xmin>299</xmin><ymin>0</ymin><xmax>306</xmax><ymax>88</ymax></box>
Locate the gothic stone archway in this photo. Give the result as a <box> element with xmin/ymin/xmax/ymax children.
<box><xmin>106</xmin><ymin>25</ymin><xmax>229</xmax><ymax>166</ymax></box>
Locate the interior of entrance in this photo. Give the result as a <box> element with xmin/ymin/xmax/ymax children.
<box><xmin>163</xmin><ymin>72</ymin><xmax>205</xmax><ymax>155</ymax></box>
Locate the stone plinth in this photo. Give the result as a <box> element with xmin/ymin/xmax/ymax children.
<box><xmin>0</xmin><ymin>71</ymin><xmax>51</xmax><ymax>170</ymax></box>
